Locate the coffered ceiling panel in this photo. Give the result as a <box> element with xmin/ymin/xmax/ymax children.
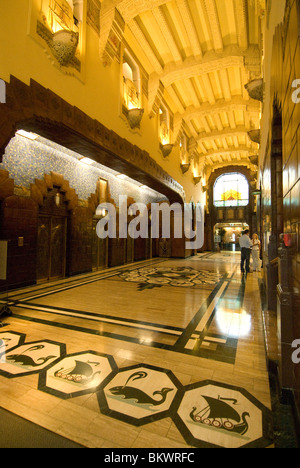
<box><xmin>102</xmin><ymin>0</ymin><xmax>265</xmax><ymax>174</ymax></box>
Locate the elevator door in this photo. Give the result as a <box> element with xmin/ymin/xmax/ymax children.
<box><xmin>92</xmin><ymin>219</ymin><xmax>107</xmax><ymax>270</ymax></box>
<box><xmin>37</xmin><ymin>216</ymin><xmax>67</xmax><ymax>281</ymax></box>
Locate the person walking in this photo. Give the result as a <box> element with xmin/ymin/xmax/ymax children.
<box><xmin>251</xmin><ymin>233</ymin><xmax>261</xmax><ymax>271</ymax></box>
<box><xmin>239</xmin><ymin>229</ymin><xmax>253</xmax><ymax>273</ymax></box>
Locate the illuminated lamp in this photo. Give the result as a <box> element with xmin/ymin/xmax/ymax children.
<box><xmin>127</xmin><ymin>108</ymin><xmax>144</xmax><ymax>129</ymax></box>
<box><xmin>193</xmin><ymin>176</ymin><xmax>201</xmax><ymax>185</ymax></box>
<box><xmin>160</xmin><ymin>143</ymin><xmax>174</xmax><ymax>158</ymax></box>
<box><xmin>244</xmin><ymin>78</ymin><xmax>263</xmax><ymax>102</ymax></box>
<box><xmin>180</xmin><ymin>162</ymin><xmax>190</xmax><ymax>174</ymax></box>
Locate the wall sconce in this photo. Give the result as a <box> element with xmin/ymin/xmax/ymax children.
<box><xmin>193</xmin><ymin>176</ymin><xmax>201</xmax><ymax>185</ymax></box>
<box><xmin>244</xmin><ymin>78</ymin><xmax>263</xmax><ymax>102</ymax></box>
<box><xmin>160</xmin><ymin>143</ymin><xmax>174</xmax><ymax>158</ymax></box>
<box><xmin>50</xmin><ymin>30</ymin><xmax>79</xmax><ymax>67</ymax></box>
<box><xmin>248</xmin><ymin>130</ymin><xmax>261</xmax><ymax>144</ymax></box>
<box><xmin>180</xmin><ymin>163</ymin><xmax>190</xmax><ymax>174</ymax></box>
<box><xmin>249</xmin><ymin>154</ymin><xmax>258</xmax><ymax>166</ymax></box>
<box><xmin>126</xmin><ymin>108</ymin><xmax>144</xmax><ymax>129</ymax></box>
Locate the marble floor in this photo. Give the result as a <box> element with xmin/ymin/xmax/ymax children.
<box><xmin>0</xmin><ymin>252</ymin><xmax>276</xmax><ymax>448</ymax></box>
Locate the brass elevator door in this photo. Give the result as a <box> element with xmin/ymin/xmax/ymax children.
<box><xmin>37</xmin><ymin>216</ymin><xmax>67</xmax><ymax>281</ymax></box>
<box><xmin>92</xmin><ymin>219</ymin><xmax>107</xmax><ymax>270</ymax></box>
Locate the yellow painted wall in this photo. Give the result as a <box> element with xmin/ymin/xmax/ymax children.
<box><xmin>0</xmin><ymin>0</ymin><xmax>204</xmax><ymax>204</ymax></box>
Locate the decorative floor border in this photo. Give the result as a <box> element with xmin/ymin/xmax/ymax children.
<box><xmin>1</xmin><ymin>259</ymin><xmax>243</xmax><ymax>364</ymax></box>
<box><xmin>0</xmin><ymin>329</ymin><xmax>273</xmax><ymax>448</ymax></box>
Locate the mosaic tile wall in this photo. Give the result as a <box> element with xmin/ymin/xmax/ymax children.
<box><xmin>1</xmin><ymin>134</ymin><xmax>167</xmax><ymax>205</ymax></box>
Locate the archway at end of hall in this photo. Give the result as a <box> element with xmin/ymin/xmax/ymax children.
<box><xmin>206</xmin><ymin>167</ymin><xmax>257</xmax><ymax>252</ymax></box>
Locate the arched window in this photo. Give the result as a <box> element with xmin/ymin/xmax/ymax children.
<box><xmin>214</xmin><ymin>173</ymin><xmax>249</xmax><ymax>207</ymax></box>
<box><xmin>123</xmin><ymin>50</ymin><xmax>141</xmax><ymax>110</ymax></box>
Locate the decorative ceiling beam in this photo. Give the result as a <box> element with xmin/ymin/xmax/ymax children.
<box><xmin>228</xmin><ymin>110</ymin><xmax>237</xmax><ymax>129</ymax></box>
<box><xmin>218</xmin><ymin>69</ymin><xmax>232</xmax><ymax>101</ymax></box>
<box><xmin>178</xmin><ymin>97</ymin><xmax>260</xmax><ymax>121</ymax></box>
<box><xmin>234</xmin><ymin>0</ymin><xmax>249</xmax><ymax>50</ymax></box>
<box><xmin>202</xmin><ymin>0</ymin><xmax>223</xmax><ymax>51</ymax></box>
<box><xmin>127</xmin><ymin>18</ymin><xmax>163</xmax><ymax>74</ymax></box>
<box><xmin>151</xmin><ymin>7</ymin><xmax>183</xmax><ymax>63</ymax></box>
<box><xmin>196</xmin><ymin>125</ymin><xmax>256</xmax><ymax>144</ymax></box>
<box><xmin>176</xmin><ymin>0</ymin><xmax>203</xmax><ymax>58</ymax></box>
<box><xmin>166</xmin><ymin>86</ymin><xmax>185</xmax><ymax>114</ymax></box>
<box><xmin>153</xmin><ymin>46</ymin><xmax>260</xmax><ymax>87</ymax></box>
<box><xmin>201</xmin><ymin>74</ymin><xmax>216</xmax><ymax>104</ymax></box>
<box><xmin>117</xmin><ymin>0</ymin><xmax>171</xmax><ymax>23</ymax></box>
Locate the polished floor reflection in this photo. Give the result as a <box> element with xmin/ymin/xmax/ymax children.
<box><xmin>0</xmin><ymin>252</ymin><xmax>274</xmax><ymax>448</ymax></box>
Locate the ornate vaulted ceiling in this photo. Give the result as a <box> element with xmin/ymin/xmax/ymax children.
<box><xmin>100</xmin><ymin>0</ymin><xmax>265</xmax><ymax>180</ymax></box>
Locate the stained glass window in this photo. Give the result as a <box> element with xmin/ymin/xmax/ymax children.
<box><xmin>214</xmin><ymin>173</ymin><xmax>249</xmax><ymax>207</ymax></box>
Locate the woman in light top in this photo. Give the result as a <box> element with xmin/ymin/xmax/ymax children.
<box><xmin>252</xmin><ymin>233</ymin><xmax>261</xmax><ymax>271</ymax></box>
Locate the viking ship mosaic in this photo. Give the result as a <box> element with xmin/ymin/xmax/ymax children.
<box><xmin>189</xmin><ymin>394</ymin><xmax>250</xmax><ymax>436</ymax></box>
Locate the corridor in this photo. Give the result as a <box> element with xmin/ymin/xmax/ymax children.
<box><xmin>0</xmin><ymin>252</ymin><xmax>288</xmax><ymax>448</ymax></box>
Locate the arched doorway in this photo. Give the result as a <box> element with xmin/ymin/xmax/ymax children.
<box><xmin>208</xmin><ymin>168</ymin><xmax>254</xmax><ymax>251</ymax></box>
<box><xmin>214</xmin><ymin>222</ymin><xmax>249</xmax><ymax>252</ymax></box>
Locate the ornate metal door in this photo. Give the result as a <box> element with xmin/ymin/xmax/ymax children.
<box><xmin>37</xmin><ymin>217</ymin><xmax>51</xmax><ymax>281</ymax></box>
<box><xmin>37</xmin><ymin>215</ymin><xmax>67</xmax><ymax>281</ymax></box>
<box><xmin>36</xmin><ymin>187</ymin><xmax>68</xmax><ymax>282</ymax></box>
<box><xmin>92</xmin><ymin>219</ymin><xmax>107</xmax><ymax>270</ymax></box>
<box><xmin>50</xmin><ymin>216</ymin><xmax>67</xmax><ymax>279</ymax></box>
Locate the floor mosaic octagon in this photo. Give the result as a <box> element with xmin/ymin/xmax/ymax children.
<box><xmin>173</xmin><ymin>380</ymin><xmax>273</xmax><ymax>448</ymax></box>
<box><xmin>97</xmin><ymin>364</ymin><xmax>183</xmax><ymax>426</ymax></box>
<box><xmin>0</xmin><ymin>329</ymin><xmax>274</xmax><ymax>448</ymax></box>
<box><xmin>0</xmin><ymin>338</ymin><xmax>66</xmax><ymax>378</ymax></box>
<box><xmin>38</xmin><ymin>351</ymin><xmax>118</xmax><ymax>399</ymax></box>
